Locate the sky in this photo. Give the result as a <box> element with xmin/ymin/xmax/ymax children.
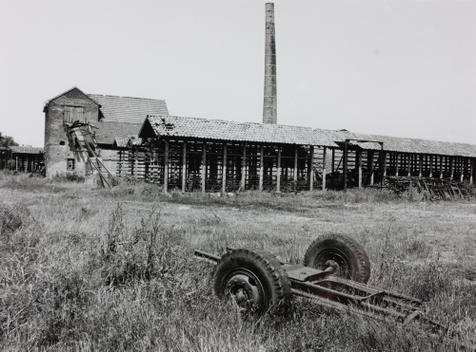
<box><xmin>0</xmin><ymin>0</ymin><xmax>474</xmax><ymax>147</ymax></box>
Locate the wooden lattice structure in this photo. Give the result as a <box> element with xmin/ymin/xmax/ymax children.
<box><xmin>104</xmin><ymin>115</ymin><xmax>476</xmax><ymax>193</ymax></box>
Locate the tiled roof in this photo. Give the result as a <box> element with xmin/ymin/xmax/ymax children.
<box><xmin>142</xmin><ymin>115</ymin><xmax>338</xmax><ymax>147</ymax></box>
<box><xmin>330</xmin><ymin>130</ymin><xmax>476</xmax><ymax>157</ymax></box>
<box><xmin>88</xmin><ymin>94</ymin><xmax>168</xmax><ymax>124</ymax></box>
<box><xmin>141</xmin><ymin>115</ymin><xmax>476</xmax><ymax>157</ymax></box>
<box><xmin>9</xmin><ymin>146</ymin><xmax>43</xmax><ymax>154</ymax></box>
<box><xmin>95</xmin><ymin>121</ymin><xmax>143</xmax><ymax>145</ymax></box>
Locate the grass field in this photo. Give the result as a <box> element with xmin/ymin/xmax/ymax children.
<box><xmin>1</xmin><ymin>173</ymin><xmax>475</xmax><ymax>351</ymax></box>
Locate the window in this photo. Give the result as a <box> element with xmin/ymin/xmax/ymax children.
<box><xmin>67</xmin><ymin>158</ymin><xmax>75</xmax><ymax>171</ymax></box>
<box><xmin>63</xmin><ymin>106</ymin><xmax>85</xmax><ymax>123</ymax></box>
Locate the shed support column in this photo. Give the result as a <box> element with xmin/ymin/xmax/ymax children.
<box><xmin>357</xmin><ymin>149</ymin><xmax>362</xmax><ymax>189</ymax></box>
<box><xmin>259</xmin><ymin>145</ymin><xmax>264</xmax><ymax>192</ymax></box>
<box><xmin>15</xmin><ymin>156</ymin><xmax>18</xmax><ymax>171</ymax></box>
<box><xmin>201</xmin><ymin>143</ymin><xmax>206</xmax><ymax>193</ymax></box>
<box><xmin>418</xmin><ymin>155</ymin><xmax>423</xmax><ymax>178</ymax></box>
<box><xmin>322</xmin><ymin>147</ymin><xmax>327</xmax><ymax>191</ymax></box>
<box><xmin>293</xmin><ymin>147</ymin><xmax>298</xmax><ymax>191</ymax></box>
<box><xmin>277</xmin><ymin>148</ymin><xmax>281</xmax><ymax>192</ymax></box>
<box><xmin>369</xmin><ymin>151</ymin><xmax>374</xmax><ymax>186</ymax></box>
<box><xmin>429</xmin><ymin>155</ymin><xmax>433</xmax><ymax>178</ymax></box>
<box><xmin>163</xmin><ymin>140</ymin><xmax>169</xmax><ymax>193</ymax></box>
<box><xmin>395</xmin><ymin>153</ymin><xmax>400</xmax><ymax>176</ymax></box>
<box><xmin>240</xmin><ymin>145</ymin><xmax>247</xmax><ymax>191</ymax></box>
<box><xmin>450</xmin><ymin>157</ymin><xmax>454</xmax><ymax>181</ymax></box>
<box><xmin>460</xmin><ymin>158</ymin><xmax>464</xmax><ymax>183</ymax></box>
<box><xmin>343</xmin><ymin>141</ymin><xmax>348</xmax><ymax>191</ymax></box>
<box><xmin>182</xmin><ymin>142</ymin><xmax>187</xmax><ymax>192</ymax></box>
<box><xmin>469</xmin><ymin>159</ymin><xmax>473</xmax><ymax>185</ymax></box>
<box><xmin>383</xmin><ymin>151</ymin><xmax>387</xmax><ymax>178</ymax></box>
<box><xmin>331</xmin><ymin>148</ymin><xmax>335</xmax><ymax>172</ymax></box>
<box><xmin>407</xmin><ymin>154</ymin><xmax>411</xmax><ymax>177</ymax></box>
<box><xmin>439</xmin><ymin>156</ymin><xmax>444</xmax><ymax>179</ymax></box>
<box><xmin>309</xmin><ymin>146</ymin><xmax>314</xmax><ymax>191</ymax></box>
<box><xmin>222</xmin><ymin>144</ymin><xmax>227</xmax><ymax>194</ymax></box>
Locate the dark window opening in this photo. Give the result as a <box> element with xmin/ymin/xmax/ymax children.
<box><xmin>59</xmin><ymin>140</ymin><xmax>66</xmax><ymax>146</ymax></box>
<box><xmin>67</xmin><ymin>158</ymin><xmax>75</xmax><ymax>171</ymax></box>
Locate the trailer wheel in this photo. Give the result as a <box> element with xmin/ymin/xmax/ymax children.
<box><xmin>214</xmin><ymin>249</ymin><xmax>291</xmax><ymax>316</ymax></box>
<box><xmin>303</xmin><ymin>234</ymin><xmax>371</xmax><ymax>283</ymax></box>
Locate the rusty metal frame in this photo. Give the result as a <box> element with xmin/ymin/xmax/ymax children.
<box><xmin>194</xmin><ymin>249</ymin><xmax>443</xmax><ymax>333</ymax></box>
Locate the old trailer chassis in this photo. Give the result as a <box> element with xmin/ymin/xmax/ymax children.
<box><xmin>195</xmin><ymin>249</ymin><xmax>443</xmax><ymax>332</ymax></box>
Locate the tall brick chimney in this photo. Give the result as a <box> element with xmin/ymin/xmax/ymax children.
<box><xmin>263</xmin><ymin>2</ymin><xmax>277</xmax><ymax>124</ymax></box>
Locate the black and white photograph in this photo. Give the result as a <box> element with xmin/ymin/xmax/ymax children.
<box><xmin>0</xmin><ymin>0</ymin><xmax>475</xmax><ymax>351</ymax></box>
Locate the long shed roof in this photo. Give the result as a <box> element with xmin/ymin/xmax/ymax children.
<box><xmin>140</xmin><ymin>115</ymin><xmax>476</xmax><ymax>158</ymax></box>
<box><xmin>141</xmin><ymin>115</ymin><xmax>338</xmax><ymax>147</ymax></box>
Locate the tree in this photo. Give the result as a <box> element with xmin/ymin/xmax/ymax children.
<box><xmin>0</xmin><ymin>132</ymin><xmax>18</xmax><ymax>147</ymax></box>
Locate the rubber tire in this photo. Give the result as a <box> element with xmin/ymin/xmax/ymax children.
<box><xmin>214</xmin><ymin>249</ymin><xmax>291</xmax><ymax>316</ymax></box>
<box><xmin>303</xmin><ymin>234</ymin><xmax>371</xmax><ymax>283</ymax></box>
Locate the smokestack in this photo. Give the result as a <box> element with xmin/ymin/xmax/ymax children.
<box><xmin>263</xmin><ymin>2</ymin><xmax>277</xmax><ymax>124</ymax></box>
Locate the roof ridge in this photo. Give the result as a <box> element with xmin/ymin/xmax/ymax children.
<box><xmin>147</xmin><ymin>114</ymin><xmax>318</xmax><ymax>130</ymax></box>
<box><xmin>87</xmin><ymin>93</ymin><xmax>166</xmax><ymax>102</ymax></box>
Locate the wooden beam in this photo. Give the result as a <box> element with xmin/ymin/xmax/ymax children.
<box><xmin>450</xmin><ymin>157</ymin><xmax>454</xmax><ymax>181</ymax></box>
<box><xmin>343</xmin><ymin>141</ymin><xmax>348</xmax><ymax>191</ymax></box>
<box><xmin>439</xmin><ymin>155</ymin><xmax>443</xmax><ymax>179</ymax></box>
<box><xmin>322</xmin><ymin>147</ymin><xmax>327</xmax><ymax>191</ymax></box>
<box><xmin>163</xmin><ymin>140</ymin><xmax>169</xmax><ymax>193</ymax></box>
<box><xmin>240</xmin><ymin>144</ymin><xmax>247</xmax><ymax>191</ymax></box>
<box><xmin>382</xmin><ymin>151</ymin><xmax>387</xmax><ymax>178</ymax></box>
<box><xmin>369</xmin><ymin>151</ymin><xmax>374</xmax><ymax>185</ymax></box>
<box><xmin>293</xmin><ymin>147</ymin><xmax>298</xmax><ymax>191</ymax></box>
<box><xmin>357</xmin><ymin>149</ymin><xmax>362</xmax><ymax>189</ymax></box>
<box><xmin>277</xmin><ymin>147</ymin><xmax>281</xmax><ymax>192</ymax></box>
<box><xmin>460</xmin><ymin>157</ymin><xmax>464</xmax><ymax>182</ymax></box>
<box><xmin>407</xmin><ymin>154</ymin><xmax>411</xmax><ymax>177</ymax></box>
<box><xmin>309</xmin><ymin>146</ymin><xmax>314</xmax><ymax>191</ymax></box>
<box><xmin>201</xmin><ymin>142</ymin><xmax>206</xmax><ymax>193</ymax></box>
<box><xmin>331</xmin><ymin>148</ymin><xmax>335</xmax><ymax>173</ymax></box>
<box><xmin>418</xmin><ymin>154</ymin><xmax>423</xmax><ymax>178</ymax></box>
<box><xmin>429</xmin><ymin>155</ymin><xmax>433</xmax><ymax>178</ymax></box>
<box><xmin>222</xmin><ymin>144</ymin><xmax>227</xmax><ymax>194</ymax></box>
<box><xmin>182</xmin><ymin>141</ymin><xmax>187</xmax><ymax>192</ymax></box>
<box><xmin>259</xmin><ymin>145</ymin><xmax>264</xmax><ymax>192</ymax></box>
<box><xmin>470</xmin><ymin>159</ymin><xmax>474</xmax><ymax>185</ymax></box>
<box><xmin>395</xmin><ymin>153</ymin><xmax>400</xmax><ymax>176</ymax></box>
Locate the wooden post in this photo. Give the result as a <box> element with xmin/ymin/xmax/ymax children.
<box><xmin>429</xmin><ymin>155</ymin><xmax>433</xmax><ymax>178</ymax></box>
<box><xmin>15</xmin><ymin>156</ymin><xmax>18</xmax><ymax>171</ymax></box>
<box><xmin>357</xmin><ymin>149</ymin><xmax>362</xmax><ymax>189</ymax></box>
<box><xmin>322</xmin><ymin>147</ymin><xmax>327</xmax><ymax>191</ymax></box>
<box><xmin>450</xmin><ymin>157</ymin><xmax>454</xmax><ymax>181</ymax></box>
<box><xmin>222</xmin><ymin>144</ymin><xmax>227</xmax><ymax>194</ymax></box>
<box><xmin>470</xmin><ymin>159</ymin><xmax>474</xmax><ymax>185</ymax></box>
<box><xmin>369</xmin><ymin>151</ymin><xmax>374</xmax><ymax>185</ymax></box>
<box><xmin>241</xmin><ymin>145</ymin><xmax>247</xmax><ymax>191</ymax></box>
<box><xmin>383</xmin><ymin>151</ymin><xmax>387</xmax><ymax>177</ymax></box>
<box><xmin>395</xmin><ymin>153</ymin><xmax>400</xmax><ymax>176</ymax></box>
<box><xmin>460</xmin><ymin>157</ymin><xmax>464</xmax><ymax>182</ymax></box>
<box><xmin>182</xmin><ymin>141</ymin><xmax>187</xmax><ymax>192</ymax></box>
<box><xmin>309</xmin><ymin>146</ymin><xmax>314</xmax><ymax>191</ymax></box>
<box><xmin>331</xmin><ymin>148</ymin><xmax>335</xmax><ymax>172</ymax></box>
<box><xmin>277</xmin><ymin>147</ymin><xmax>281</xmax><ymax>192</ymax></box>
<box><xmin>293</xmin><ymin>147</ymin><xmax>298</xmax><ymax>191</ymax></box>
<box><xmin>418</xmin><ymin>154</ymin><xmax>423</xmax><ymax>178</ymax></box>
<box><xmin>259</xmin><ymin>145</ymin><xmax>264</xmax><ymax>191</ymax></box>
<box><xmin>439</xmin><ymin>155</ymin><xmax>443</xmax><ymax>179</ymax></box>
<box><xmin>163</xmin><ymin>140</ymin><xmax>169</xmax><ymax>193</ymax></box>
<box><xmin>343</xmin><ymin>141</ymin><xmax>348</xmax><ymax>191</ymax></box>
<box><xmin>201</xmin><ymin>142</ymin><xmax>206</xmax><ymax>193</ymax></box>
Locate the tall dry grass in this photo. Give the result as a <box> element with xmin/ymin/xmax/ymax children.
<box><xmin>0</xmin><ymin>173</ymin><xmax>475</xmax><ymax>351</ymax></box>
